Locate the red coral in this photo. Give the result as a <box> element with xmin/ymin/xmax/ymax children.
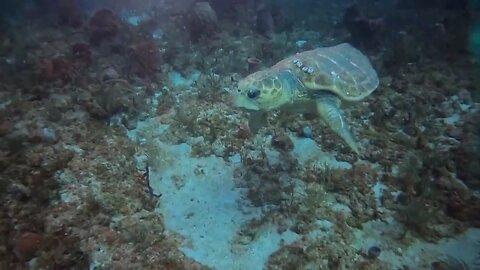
<box><xmin>89</xmin><ymin>9</ymin><xmax>120</xmax><ymax>45</ymax></box>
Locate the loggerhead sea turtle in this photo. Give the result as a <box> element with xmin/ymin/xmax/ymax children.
<box><xmin>232</xmin><ymin>43</ymin><xmax>379</xmax><ymax>154</ymax></box>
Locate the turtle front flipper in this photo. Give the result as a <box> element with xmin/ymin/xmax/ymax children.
<box><xmin>315</xmin><ymin>95</ymin><xmax>360</xmax><ymax>155</ymax></box>
<box><xmin>248</xmin><ymin>110</ymin><xmax>269</xmax><ymax>134</ymax></box>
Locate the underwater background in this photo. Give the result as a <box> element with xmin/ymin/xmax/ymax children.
<box><xmin>0</xmin><ymin>0</ymin><xmax>479</xmax><ymax>269</ymax></box>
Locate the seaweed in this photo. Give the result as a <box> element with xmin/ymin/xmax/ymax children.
<box><xmin>397</xmin><ymin>154</ymin><xmax>422</xmax><ymax>197</ymax></box>
<box><xmin>396</xmin><ymin>198</ymin><xmax>440</xmax><ymax>238</ymax></box>
<box><xmin>194</xmin><ymin>72</ymin><xmax>224</xmax><ymax>101</ymax></box>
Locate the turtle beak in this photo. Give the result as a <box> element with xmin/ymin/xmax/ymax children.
<box><xmin>232</xmin><ymin>94</ymin><xmax>260</xmax><ymax>110</ymax></box>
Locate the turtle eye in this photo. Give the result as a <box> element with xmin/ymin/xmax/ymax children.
<box><xmin>247</xmin><ymin>88</ymin><xmax>261</xmax><ymax>99</ymax></box>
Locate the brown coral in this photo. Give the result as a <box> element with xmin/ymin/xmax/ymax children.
<box><xmin>130</xmin><ymin>39</ymin><xmax>161</xmax><ymax>78</ymax></box>
<box><xmin>35</xmin><ymin>57</ymin><xmax>77</xmax><ymax>83</ymax></box>
<box><xmin>445</xmin><ymin>191</ymin><xmax>480</xmax><ymax>227</ymax></box>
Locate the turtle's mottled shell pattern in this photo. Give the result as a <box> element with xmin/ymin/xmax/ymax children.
<box><xmin>272</xmin><ymin>43</ymin><xmax>379</xmax><ymax>101</ymax></box>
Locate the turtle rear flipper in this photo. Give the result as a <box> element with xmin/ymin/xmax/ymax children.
<box><xmin>315</xmin><ymin>95</ymin><xmax>360</xmax><ymax>155</ymax></box>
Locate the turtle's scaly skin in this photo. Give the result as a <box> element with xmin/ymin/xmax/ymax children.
<box><xmin>234</xmin><ymin>43</ymin><xmax>379</xmax><ymax>154</ymax></box>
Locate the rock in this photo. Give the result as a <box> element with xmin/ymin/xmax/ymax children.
<box><xmin>41</xmin><ymin>127</ymin><xmax>58</xmax><ymax>143</ymax></box>
<box><xmin>296</xmin><ymin>126</ymin><xmax>313</xmax><ymax>138</ymax></box>
<box><xmin>50</xmin><ymin>94</ymin><xmax>73</xmax><ymax>111</ymax></box>
<box><xmin>101</xmin><ymin>67</ymin><xmax>120</xmax><ymax>81</ymax></box>
<box><xmin>457</xmin><ymin>88</ymin><xmax>472</xmax><ymax>104</ymax></box>
<box><xmin>271</xmin><ymin>133</ymin><xmax>293</xmax><ymax>152</ymax></box>
<box><xmin>367</xmin><ymin>246</ymin><xmax>381</xmax><ymax>259</ymax></box>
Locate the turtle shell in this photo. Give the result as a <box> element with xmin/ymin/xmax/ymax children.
<box><xmin>272</xmin><ymin>43</ymin><xmax>379</xmax><ymax>102</ymax></box>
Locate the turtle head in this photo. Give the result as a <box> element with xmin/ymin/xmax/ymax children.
<box><xmin>233</xmin><ymin>70</ymin><xmax>295</xmax><ymax>111</ymax></box>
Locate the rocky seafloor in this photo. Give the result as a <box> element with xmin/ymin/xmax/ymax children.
<box><xmin>0</xmin><ymin>0</ymin><xmax>479</xmax><ymax>269</ymax></box>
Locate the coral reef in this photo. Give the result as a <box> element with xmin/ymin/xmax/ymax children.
<box><xmin>0</xmin><ymin>0</ymin><xmax>478</xmax><ymax>269</ymax></box>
